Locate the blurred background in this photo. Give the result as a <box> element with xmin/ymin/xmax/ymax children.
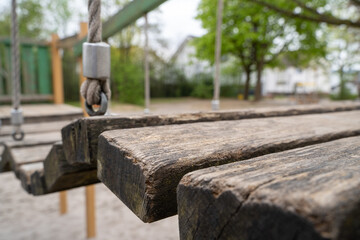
<box><xmin>1</xmin><ymin>0</ymin><xmax>360</xmax><ymax>239</ymax></box>
<box><xmin>0</xmin><ymin>0</ymin><xmax>359</xmax><ymax>113</ymax></box>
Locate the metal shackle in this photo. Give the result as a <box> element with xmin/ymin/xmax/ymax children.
<box><xmin>83</xmin><ymin>42</ymin><xmax>111</xmax><ymax>80</ymax></box>
<box><xmin>11</xmin><ymin>108</ymin><xmax>23</xmax><ymax>126</ymax></box>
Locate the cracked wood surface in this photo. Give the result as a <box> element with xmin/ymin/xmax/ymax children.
<box><xmin>62</xmin><ymin>102</ymin><xmax>360</xmax><ymax>166</ymax></box>
<box><xmin>177</xmin><ymin>136</ymin><xmax>360</xmax><ymax>240</ymax></box>
<box><xmin>98</xmin><ymin>111</ymin><xmax>360</xmax><ymax>223</ymax></box>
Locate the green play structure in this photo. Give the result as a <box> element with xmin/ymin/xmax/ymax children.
<box><xmin>0</xmin><ymin>38</ymin><xmax>52</xmax><ymax>102</ymax></box>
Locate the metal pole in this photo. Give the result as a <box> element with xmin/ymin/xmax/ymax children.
<box><xmin>144</xmin><ymin>13</ymin><xmax>150</xmax><ymax>114</ymax></box>
<box><xmin>212</xmin><ymin>0</ymin><xmax>224</xmax><ymax>111</ymax></box>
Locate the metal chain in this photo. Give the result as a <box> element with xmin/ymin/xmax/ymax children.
<box><xmin>80</xmin><ymin>0</ymin><xmax>111</xmax><ymax>110</ymax></box>
<box><xmin>10</xmin><ymin>0</ymin><xmax>24</xmax><ymax>141</ymax></box>
<box><xmin>11</xmin><ymin>0</ymin><xmax>20</xmax><ymax>110</ymax></box>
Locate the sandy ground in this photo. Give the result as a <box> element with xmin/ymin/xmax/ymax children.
<box><xmin>0</xmin><ymin>97</ymin><xmax>329</xmax><ymax>240</ymax></box>
<box><xmin>0</xmin><ymin>172</ymin><xmax>178</xmax><ymax>240</ymax></box>
<box><xmin>109</xmin><ymin>97</ymin><xmax>302</xmax><ymax>115</ymax></box>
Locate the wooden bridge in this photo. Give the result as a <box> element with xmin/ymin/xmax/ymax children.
<box><xmin>1</xmin><ymin>101</ymin><xmax>360</xmax><ymax>239</ymax></box>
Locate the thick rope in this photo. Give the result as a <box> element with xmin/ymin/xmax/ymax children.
<box><xmin>80</xmin><ymin>0</ymin><xmax>111</xmax><ymax>106</ymax></box>
<box><xmin>11</xmin><ymin>0</ymin><xmax>20</xmax><ymax>110</ymax></box>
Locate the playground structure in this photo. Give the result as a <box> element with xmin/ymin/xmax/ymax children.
<box><xmin>1</xmin><ymin>0</ymin><xmax>360</xmax><ymax>239</ymax></box>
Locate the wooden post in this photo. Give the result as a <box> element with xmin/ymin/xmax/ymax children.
<box><xmin>51</xmin><ymin>33</ymin><xmax>67</xmax><ymax>215</ymax></box>
<box><xmin>50</xmin><ymin>34</ymin><xmax>64</xmax><ymax>104</ymax></box>
<box><xmin>59</xmin><ymin>191</ymin><xmax>67</xmax><ymax>215</ymax></box>
<box><xmin>212</xmin><ymin>0</ymin><xmax>224</xmax><ymax>111</ymax></box>
<box><xmin>144</xmin><ymin>14</ymin><xmax>150</xmax><ymax>114</ymax></box>
<box><xmin>78</xmin><ymin>21</ymin><xmax>96</xmax><ymax>239</ymax></box>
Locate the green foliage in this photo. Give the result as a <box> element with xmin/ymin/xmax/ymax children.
<box><xmin>111</xmin><ymin>47</ymin><xmax>144</xmax><ymax>105</ymax></box>
<box><xmin>194</xmin><ymin>0</ymin><xmax>327</xmax><ymax>100</ymax></box>
<box><xmin>0</xmin><ymin>0</ymin><xmax>45</xmax><ymax>38</ymax></box>
<box><xmin>190</xmin><ymin>73</ymin><xmax>214</xmax><ymax>98</ymax></box>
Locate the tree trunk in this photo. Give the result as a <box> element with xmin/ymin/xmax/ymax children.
<box><xmin>244</xmin><ymin>69</ymin><xmax>251</xmax><ymax>100</ymax></box>
<box><xmin>255</xmin><ymin>61</ymin><xmax>263</xmax><ymax>101</ymax></box>
<box><xmin>339</xmin><ymin>66</ymin><xmax>346</xmax><ymax>99</ymax></box>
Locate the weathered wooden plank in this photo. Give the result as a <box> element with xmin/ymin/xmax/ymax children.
<box><xmin>18</xmin><ymin>162</ymin><xmax>44</xmax><ymax>193</ymax></box>
<box><xmin>98</xmin><ymin>111</ymin><xmax>360</xmax><ymax>223</ymax></box>
<box><xmin>8</xmin><ymin>144</ymin><xmax>53</xmax><ymax>176</ymax></box>
<box><xmin>30</xmin><ymin>167</ymin><xmax>48</xmax><ymax>196</ymax></box>
<box><xmin>62</xmin><ymin>102</ymin><xmax>360</xmax><ymax>166</ymax></box>
<box><xmin>0</xmin><ymin>121</ymin><xmax>70</xmax><ymax>137</ymax></box>
<box><xmin>43</xmin><ymin>142</ymin><xmax>99</xmax><ymax>192</ymax></box>
<box><xmin>1</xmin><ymin>131</ymin><xmax>61</xmax><ymax>148</ymax></box>
<box><xmin>0</xmin><ymin>131</ymin><xmax>61</xmax><ymax>174</ymax></box>
<box><xmin>177</xmin><ymin>136</ymin><xmax>360</xmax><ymax>240</ymax></box>
<box><xmin>0</xmin><ymin>104</ymin><xmax>82</xmax><ymax>125</ymax></box>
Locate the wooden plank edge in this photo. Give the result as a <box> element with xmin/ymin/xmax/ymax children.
<box><xmin>63</xmin><ymin>102</ymin><xmax>360</xmax><ymax>166</ymax></box>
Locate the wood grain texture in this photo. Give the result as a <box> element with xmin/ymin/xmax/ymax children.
<box><xmin>0</xmin><ymin>104</ymin><xmax>82</xmax><ymax>125</ymax></box>
<box><xmin>177</xmin><ymin>136</ymin><xmax>360</xmax><ymax>240</ymax></box>
<box><xmin>0</xmin><ymin>121</ymin><xmax>70</xmax><ymax>137</ymax></box>
<box><xmin>8</xmin><ymin>144</ymin><xmax>53</xmax><ymax>177</ymax></box>
<box><xmin>98</xmin><ymin>111</ymin><xmax>360</xmax><ymax>223</ymax></box>
<box><xmin>18</xmin><ymin>162</ymin><xmax>44</xmax><ymax>193</ymax></box>
<box><xmin>62</xmin><ymin>102</ymin><xmax>360</xmax><ymax>166</ymax></box>
<box><xmin>43</xmin><ymin>142</ymin><xmax>99</xmax><ymax>193</ymax></box>
<box><xmin>0</xmin><ymin>131</ymin><xmax>61</xmax><ymax>174</ymax></box>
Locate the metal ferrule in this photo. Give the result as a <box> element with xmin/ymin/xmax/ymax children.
<box><xmin>82</xmin><ymin>42</ymin><xmax>111</xmax><ymax>80</ymax></box>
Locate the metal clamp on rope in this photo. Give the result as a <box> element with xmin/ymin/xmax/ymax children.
<box><xmin>83</xmin><ymin>42</ymin><xmax>110</xmax><ymax>116</ymax></box>
<box><xmin>83</xmin><ymin>42</ymin><xmax>110</xmax><ymax>80</ymax></box>
<box><xmin>85</xmin><ymin>92</ymin><xmax>108</xmax><ymax>116</ymax></box>
<box><xmin>11</xmin><ymin>108</ymin><xmax>24</xmax><ymax>141</ymax></box>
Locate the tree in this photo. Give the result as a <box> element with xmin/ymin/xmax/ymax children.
<box><xmin>194</xmin><ymin>0</ymin><xmax>326</xmax><ymax>100</ymax></box>
<box><xmin>326</xmin><ymin>26</ymin><xmax>360</xmax><ymax>99</ymax></box>
<box><xmin>252</xmin><ymin>0</ymin><xmax>360</xmax><ymax>28</ymax></box>
<box><xmin>0</xmin><ymin>0</ymin><xmax>45</xmax><ymax>38</ymax></box>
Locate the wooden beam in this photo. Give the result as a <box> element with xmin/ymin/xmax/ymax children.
<box><xmin>177</xmin><ymin>136</ymin><xmax>360</xmax><ymax>240</ymax></box>
<box><xmin>73</xmin><ymin>0</ymin><xmax>168</xmax><ymax>56</ymax></box>
<box><xmin>51</xmin><ymin>34</ymin><xmax>64</xmax><ymax>104</ymax></box>
<box><xmin>18</xmin><ymin>162</ymin><xmax>44</xmax><ymax>193</ymax></box>
<box><xmin>43</xmin><ymin>142</ymin><xmax>99</xmax><ymax>192</ymax></box>
<box><xmin>0</xmin><ymin>131</ymin><xmax>61</xmax><ymax>173</ymax></box>
<box><xmin>59</xmin><ymin>191</ymin><xmax>68</xmax><ymax>215</ymax></box>
<box><xmin>86</xmin><ymin>185</ymin><xmax>96</xmax><ymax>238</ymax></box>
<box><xmin>8</xmin><ymin>144</ymin><xmax>53</xmax><ymax>177</ymax></box>
<box><xmin>61</xmin><ymin>102</ymin><xmax>360</xmax><ymax>166</ymax></box>
<box><xmin>0</xmin><ymin>104</ymin><xmax>82</xmax><ymax>125</ymax></box>
<box><xmin>97</xmin><ymin>111</ymin><xmax>360</xmax><ymax>222</ymax></box>
<box><xmin>0</xmin><ymin>120</ymin><xmax>71</xmax><ymax>136</ymax></box>
<box><xmin>78</xmin><ymin>21</ymin><xmax>97</xmax><ymax>239</ymax></box>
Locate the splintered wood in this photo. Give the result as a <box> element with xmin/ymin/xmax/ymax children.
<box><xmin>98</xmin><ymin>111</ymin><xmax>360</xmax><ymax>222</ymax></box>
<box><xmin>177</xmin><ymin>137</ymin><xmax>360</xmax><ymax>240</ymax></box>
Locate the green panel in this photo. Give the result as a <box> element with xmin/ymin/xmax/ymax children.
<box><xmin>37</xmin><ymin>47</ymin><xmax>52</xmax><ymax>94</ymax></box>
<box><xmin>0</xmin><ymin>45</ymin><xmax>5</xmax><ymax>95</ymax></box>
<box><xmin>21</xmin><ymin>46</ymin><xmax>37</xmax><ymax>94</ymax></box>
<box><xmin>74</xmin><ymin>0</ymin><xmax>168</xmax><ymax>56</ymax></box>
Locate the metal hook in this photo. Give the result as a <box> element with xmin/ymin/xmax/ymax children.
<box><xmin>85</xmin><ymin>92</ymin><xmax>108</xmax><ymax>116</ymax></box>
<box><xmin>12</xmin><ymin>128</ymin><xmax>24</xmax><ymax>141</ymax></box>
